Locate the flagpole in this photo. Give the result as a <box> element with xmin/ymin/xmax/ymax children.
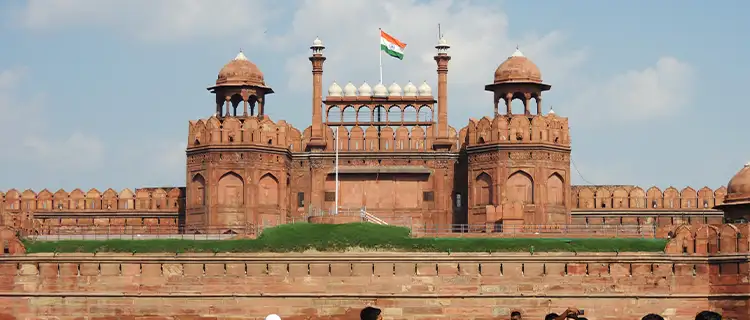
<box><xmin>378</xmin><ymin>28</ymin><xmax>383</xmax><ymax>84</ymax></box>
<box><xmin>334</xmin><ymin>127</ymin><xmax>339</xmax><ymax>215</ymax></box>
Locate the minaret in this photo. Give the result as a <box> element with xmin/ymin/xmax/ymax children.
<box><xmin>433</xmin><ymin>36</ymin><xmax>452</xmax><ymax>151</ymax></box>
<box><xmin>308</xmin><ymin>37</ymin><xmax>327</xmax><ymax>150</ymax></box>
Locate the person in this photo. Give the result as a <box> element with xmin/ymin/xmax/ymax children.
<box><xmin>545</xmin><ymin>313</ymin><xmax>559</xmax><ymax>320</ymax></box>
<box><xmin>642</xmin><ymin>314</ymin><xmax>664</xmax><ymax>320</ymax></box>
<box><xmin>510</xmin><ymin>311</ymin><xmax>522</xmax><ymax>320</ymax></box>
<box><xmin>553</xmin><ymin>307</ymin><xmax>581</xmax><ymax>320</ymax></box>
<box><xmin>265</xmin><ymin>315</ymin><xmax>281</xmax><ymax>320</ymax></box>
<box><xmin>695</xmin><ymin>311</ymin><xmax>722</xmax><ymax>320</ymax></box>
<box><xmin>360</xmin><ymin>306</ymin><xmax>382</xmax><ymax>320</ymax></box>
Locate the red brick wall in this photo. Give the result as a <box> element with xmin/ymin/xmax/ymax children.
<box><xmin>0</xmin><ymin>252</ymin><xmax>746</xmax><ymax>320</ymax></box>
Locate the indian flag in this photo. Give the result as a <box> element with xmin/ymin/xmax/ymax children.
<box><xmin>380</xmin><ymin>30</ymin><xmax>406</xmax><ymax>60</ymax></box>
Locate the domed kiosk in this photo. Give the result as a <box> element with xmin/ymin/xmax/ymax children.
<box><xmin>716</xmin><ymin>163</ymin><xmax>750</xmax><ymax>223</ymax></box>
<box><xmin>208</xmin><ymin>51</ymin><xmax>274</xmax><ymax>118</ymax></box>
<box><xmin>484</xmin><ymin>48</ymin><xmax>550</xmax><ymax>116</ymax></box>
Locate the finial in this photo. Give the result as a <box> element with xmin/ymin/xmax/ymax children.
<box><xmin>516</xmin><ymin>44</ymin><xmax>519</xmax><ymax>50</ymax></box>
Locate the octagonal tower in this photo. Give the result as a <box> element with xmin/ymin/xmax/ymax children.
<box><xmin>459</xmin><ymin>48</ymin><xmax>572</xmax><ymax>231</ymax></box>
<box><xmin>185</xmin><ymin>51</ymin><xmax>297</xmax><ymax>233</ymax></box>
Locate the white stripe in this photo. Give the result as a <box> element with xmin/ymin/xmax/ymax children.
<box><xmin>380</xmin><ymin>37</ymin><xmax>404</xmax><ymax>54</ymax></box>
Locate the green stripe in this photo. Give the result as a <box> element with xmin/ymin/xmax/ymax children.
<box><xmin>380</xmin><ymin>44</ymin><xmax>404</xmax><ymax>60</ymax></box>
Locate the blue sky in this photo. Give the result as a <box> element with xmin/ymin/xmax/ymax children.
<box><xmin>0</xmin><ymin>0</ymin><xmax>747</xmax><ymax>192</ymax></box>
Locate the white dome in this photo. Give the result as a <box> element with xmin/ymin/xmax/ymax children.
<box><xmin>388</xmin><ymin>82</ymin><xmax>402</xmax><ymax>96</ymax></box>
<box><xmin>358</xmin><ymin>82</ymin><xmax>372</xmax><ymax>96</ymax></box>
<box><xmin>343</xmin><ymin>82</ymin><xmax>357</xmax><ymax>96</ymax></box>
<box><xmin>265</xmin><ymin>314</ymin><xmax>281</xmax><ymax>320</ymax></box>
<box><xmin>418</xmin><ymin>81</ymin><xmax>432</xmax><ymax>96</ymax></box>
<box><xmin>373</xmin><ymin>83</ymin><xmax>388</xmax><ymax>97</ymax></box>
<box><xmin>403</xmin><ymin>81</ymin><xmax>417</xmax><ymax>96</ymax></box>
<box><xmin>312</xmin><ymin>37</ymin><xmax>323</xmax><ymax>47</ymax></box>
<box><xmin>327</xmin><ymin>82</ymin><xmax>342</xmax><ymax>96</ymax></box>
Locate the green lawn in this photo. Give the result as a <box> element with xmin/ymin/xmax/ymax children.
<box><xmin>22</xmin><ymin>223</ymin><xmax>668</xmax><ymax>253</ymax></box>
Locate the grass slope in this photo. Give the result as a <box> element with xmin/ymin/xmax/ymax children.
<box><xmin>22</xmin><ymin>223</ymin><xmax>667</xmax><ymax>253</ymax></box>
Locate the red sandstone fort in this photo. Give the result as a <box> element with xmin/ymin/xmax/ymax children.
<box><xmin>0</xmin><ymin>36</ymin><xmax>749</xmax><ymax>320</ymax></box>
<box><xmin>1</xmin><ymin>37</ymin><xmax>748</xmax><ymax>236</ymax></box>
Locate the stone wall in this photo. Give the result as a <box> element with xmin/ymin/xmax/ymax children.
<box><xmin>0</xmin><ymin>251</ymin><xmax>747</xmax><ymax>320</ymax></box>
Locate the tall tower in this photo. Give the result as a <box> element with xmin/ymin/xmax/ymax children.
<box><xmin>185</xmin><ymin>51</ymin><xmax>293</xmax><ymax>232</ymax></box>
<box><xmin>463</xmin><ymin>48</ymin><xmax>571</xmax><ymax>230</ymax></box>
<box><xmin>433</xmin><ymin>37</ymin><xmax>452</xmax><ymax>151</ymax></box>
<box><xmin>307</xmin><ymin>38</ymin><xmax>327</xmax><ymax>151</ymax></box>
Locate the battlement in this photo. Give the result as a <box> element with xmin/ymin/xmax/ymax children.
<box><xmin>665</xmin><ymin>223</ymin><xmax>750</xmax><ymax>254</ymax></box>
<box><xmin>573</xmin><ymin>185</ymin><xmax>728</xmax><ymax>210</ymax></box>
<box><xmin>187</xmin><ymin>115</ymin><xmax>304</xmax><ymax>152</ymax></box>
<box><xmin>0</xmin><ymin>187</ymin><xmax>183</xmax><ymax>212</ymax></box>
<box><xmin>460</xmin><ymin>113</ymin><xmax>570</xmax><ymax>148</ymax></box>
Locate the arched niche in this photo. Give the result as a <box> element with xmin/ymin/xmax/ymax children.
<box><xmin>507</xmin><ymin>170</ymin><xmax>534</xmax><ymax>204</ymax></box>
<box><xmin>474</xmin><ymin>172</ymin><xmax>493</xmax><ymax>206</ymax></box>
<box><xmin>258</xmin><ymin>173</ymin><xmax>280</xmax><ymax>207</ymax></box>
<box><xmin>218</xmin><ymin>172</ymin><xmax>244</xmax><ymax>206</ymax></box>
<box><xmin>546</xmin><ymin>173</ymin><xmax>564</xmax><ymax>206</ymax></box>
<box><xmin>191</xmin><ymin>174</ymin><xmax>207</xmax><ymax>207</ymax></box>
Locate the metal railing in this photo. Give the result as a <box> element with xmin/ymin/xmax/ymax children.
<box><xmin>24</xmin><ymin>225</ymin><xmax>257</xmax><ymax>241</ymax></box>
<box><xmin>411</xmin><ymin>223</ymin><xmax>657</xmax><ymax>238</ymax></box>
<box><xmin>17</xmin><ymin>214</ymin><xmax>658</xmax><ymax>241</ymax></box>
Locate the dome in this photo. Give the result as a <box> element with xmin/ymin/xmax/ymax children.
<box><xmin>493</xmin><ymin>48</ymin><xmax>542</xmax><ymax>84</ymax></box>
<box><xmin>358</xmin><ymin>82</ymin><xmax>372</xmax><ymax>96</ymax></box>
<box><xmin>373</xmin><ymin>83</ymin><xmax>388</xmax><ymax>97</ymax></box>
<box><xmin>216</xmin><ymin>51</ymin><xmax>266</xmax><ymax>87</ymax></box>
<box><xmin>418</xmin><ymin>81</ymin><xmax>432</xmax><ymax>96</ymax></box>
<box><xmin>312</xmin><ymin>37</ymin><xmax>323</xmax><ymax>47</ymax></box>
<box><xmin>388</xmin><ymin>82</ymin><xmax>402</xmax><ymax>96</ymax></box>
<box><xmin>343</xmin><ymin>82</ymin><xmax>357</xmax><ymax>96</ymax></box>
<box><xmin>727</xmin><ymin>163</ymin><xmax>750</xmax><ymax>195</ymax></box>
<box><xmin>403</xmin><ymin>81</ymin><xmax>417</xmax><ymax>96</ymax></box>
<box><xmin>328</xmin><ymin>81</ymin><xmax>342</xmax><ymax>96</ymax></box>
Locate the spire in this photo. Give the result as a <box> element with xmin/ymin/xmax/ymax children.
<box><xmin>234</xmin><ymin>51</ymin><xmax>248</xmax><ymax>61</ymax></box>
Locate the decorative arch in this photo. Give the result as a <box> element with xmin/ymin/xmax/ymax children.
<box><xmin>507</xmin><ymin>170</ymin><xmax>534</xmax><ymax>204</ymax></box>
<box><xmin>546</xmin><ymin>173</ymin><xmax>564</xmax><ymax>206</ymax></box>
<box><xmin>218</xmin><ymin>172</ymin><xmax>244</xmax><ymax>206</ymax></box>
<box><xmin>258</xmin><ymin>173</ymin><xmax>280</xmax><ymax>206</ymax></box>
<box><xmin>191</xmin><ymin>174</ymin><xmax>206</xmax><ymax>207</ymax></box>
<box><xmin>474</xmin><ymin>172</ymin><xmax>493</xmax><ymax>206</ymax></box>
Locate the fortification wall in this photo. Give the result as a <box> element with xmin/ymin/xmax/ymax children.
<box><xmin>0</xmin><ymin>188</ymin><xmax>184</xmax><ymax>234</ymax></box>
<box><xmin>0</xmin><ymin>250</ymin><xmax>747</xmax><ymax>320</ymax></box>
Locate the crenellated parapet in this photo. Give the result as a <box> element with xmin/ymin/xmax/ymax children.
<box><xmin>0</xmin><ymin>187</ymin><xmax>183</xmax><ymax>212</ymax></box>
<box><xmin>665</xmin><ymin>223</ymin><xmax>750</xmax><ymax>254</ymax></box>
<box><xmin>572</xmin><ymin>185</ymin><xmax>728</xmax><ymax>210</ymax></box>
<box><xmin>459</xmin><ymin>113</ymin><xmax>570</xmax><ymax>148</ymax></box>
<box><xmin>187</xmin><ymin>116</ymin><xmax>304</xmax><ymax>152</ymax></box>
<box><xmin>0</xmin><ymin>187</ymin><xmax>184</xmax><ymax>235</ymax></box>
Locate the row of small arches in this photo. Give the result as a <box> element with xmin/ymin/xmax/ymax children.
<box><xmin>326</xmin><ymin>105</ymin><xmax>433</xmax><ymax>123</ymax></box>
<box><xmin>322</xmin><ymin>125</ymin><xmax>459</xmax><ymax>152</ymax></box>
<box><xmin>573</xmin><ymin>186</ymin><xmax>728</xmax><ymax>209</ymax></box>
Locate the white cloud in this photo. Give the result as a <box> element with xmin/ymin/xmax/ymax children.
<box><xmin>19</xmin><ymin>0</ymin><xmax>277</xmax><ymax>42</ymax></box>
<box><xmin>0</xmin><ymin>67</ymin><xmax>104</xmax><ymax>170</ymax></box>
<box><xmin>567</xmin><ymin>57</ymin><xmax>694</xmax><ymax>124</ymax></box>
<box><xmin>281</xmin><ymin>0</ymin><xmax>588</xmax><ymax>123</ymax></box>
